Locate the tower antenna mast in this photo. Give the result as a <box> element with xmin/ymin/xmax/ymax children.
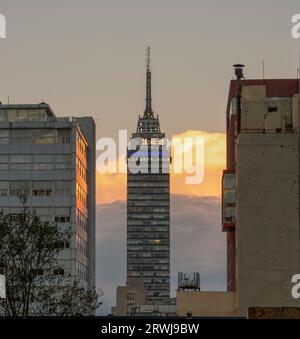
<box><xmin>144</xmin><ymin>46</ymin><xmax>153</xmax><ymax>116</ymax></box>
<box><xmin>146</xmin><ymin>46</ymin><xmax>151</xmax><ymax>71</ymax></box>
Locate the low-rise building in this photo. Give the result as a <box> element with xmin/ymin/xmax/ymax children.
<box><xmin>176</xmin><ymin>291</ymin><xmax>236</xmax><ymax>317</ymax></box>
<box><xmin>112</xmin><ymin>278</ymin><xmax>147</xmax><ymax>316</ymax></box>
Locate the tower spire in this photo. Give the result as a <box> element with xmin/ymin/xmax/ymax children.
<box><xmin>144</xmin><ymin>46</ymin><xmax>153</xmax><ymax>117</ymax></box>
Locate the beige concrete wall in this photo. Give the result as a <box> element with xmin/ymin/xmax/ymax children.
<box><xmin>241</xmin><ymin>85</ymin><xmax>293</xmax><ymax>132</ymax></box>
<box><xmin>176</xmin><ymin>291</ymin><xmax>236</xmax><ymax>317</ymax></box>
<box><xmin>112</xmin><ymin>280</ymin><xmax>147</xmax><ymax>316</ymax></box>
<box><xmin>236</xmin><ymin>133</ymin><xmax>300</xmax><ymax>317</ymax></box>
<box><xmin>241</xmin><ymin>85</ymin><xmax>266</xmax><ymax>131</ymax></box>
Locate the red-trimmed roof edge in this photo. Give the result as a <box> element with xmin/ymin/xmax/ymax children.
<box><xmin>226</xmin><ymin>79</ymin><xmax>299</xmax><ymax>129</ymax></box>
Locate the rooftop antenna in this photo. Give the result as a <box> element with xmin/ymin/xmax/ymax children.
<box><xmin>144</xmin><ymin>46</ymin><xmax>153</xmax><ymax>117</ymax></box>
<box><xmin>146</xmin><ymin>46</ymin><xmax>151</xmax><ymax>72</ymax></box>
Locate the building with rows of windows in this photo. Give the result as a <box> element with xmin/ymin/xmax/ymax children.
<box><xmin>0</xmin><ymin>103</ymin><xmax>95</xmax><ymax>289</ymax></box>
<box><xmin>126</xmin><ymin>49</ymin><xmax>170</xmax><ymax>304</ymax></box>
<box><xmin>113</xmin><ymin>48</ymin><xmax>171</xmax><ymax>315</ymax></box>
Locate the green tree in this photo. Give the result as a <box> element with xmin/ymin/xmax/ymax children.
<box><xmin>0</xmin><ymin>197</ymin><xmax>102</xmax><ymax>317</ymax></box>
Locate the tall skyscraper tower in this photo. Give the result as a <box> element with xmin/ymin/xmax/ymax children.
<box><xmin>127</xmin><ymin>47</ymin><xmax>170</xmax><ymax>304</ymax></box>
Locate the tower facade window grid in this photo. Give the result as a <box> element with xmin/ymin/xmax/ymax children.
<box><xmin>0</xmin><ymin>103</ymin><xmax>96</xmax><ymax>290</ymax></box>
<box><xmin>127</xmin><ymin>47</ymin><xmax>170</xmax><ymax>303</ymax></box>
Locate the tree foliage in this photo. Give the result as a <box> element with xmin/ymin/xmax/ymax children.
<box><xmin>0</xmin><ymin>197</ymin><xmax>102</xmax><ymax>317</ymax></box>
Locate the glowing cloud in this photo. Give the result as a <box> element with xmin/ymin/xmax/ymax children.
<box><xmin>171</xmin><ymin>130</ymin><xmax>226</xmax><ymax>198</ymax></box>
<box><xmin>96</xmin><ymin>130</ymin><xmax>226</xmax><ymax>205</ymax></box>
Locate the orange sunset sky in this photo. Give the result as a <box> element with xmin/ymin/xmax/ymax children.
<box><xmin>2</xmin><ymin>0</ymin><xmax>299</xmax><ymax>314</ymax></box>
<box><xmin>96</xmin><ymin>130</ymin><xmax>226</xmax><ymax>205</ymax></box>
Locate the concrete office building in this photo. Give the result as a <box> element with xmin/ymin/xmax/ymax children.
<box><xmin>112</xmin><ymin>279</ymin><xmax>176</xmax><ymax>317</ymax></box>
<box><xmin>126</xmin><ymin>48</ymin><xmax>171</xmax><ymax>304</ymax></box>
<box><xmin>111</xmin><ymin>278</ymin><xmax>147</xmax><ymax>316</ymax></box>
<box><xmin>0</xmin><ymin>103</ymin><xmax>95</xmax><ymax>289</ymax></box>
<box><xmin>222</xmin><ymin>72</ymin><xmax>300</xmax><ymax>316</ymax></box>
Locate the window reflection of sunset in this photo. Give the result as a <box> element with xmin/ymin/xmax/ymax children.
<box><xmin>96</xmin><ymin>131</ymin><xmax>226</xmax><ymax>205</ymax></box>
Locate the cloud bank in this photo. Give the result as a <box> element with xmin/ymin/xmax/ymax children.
<box><xmin>96</xmin><ymin>130</ymin><xmax>226</xmax><ymax>204</ymax></box>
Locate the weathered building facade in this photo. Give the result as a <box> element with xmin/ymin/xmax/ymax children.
<box><xmin>0</xmin><ymin>103</ymin><xmax>96</xmax><ymax>289</ymax></box>
<box><xmin>222</xmin><ymin>76</ymin><xmax>300</xmax><ymax>316</ymax></box>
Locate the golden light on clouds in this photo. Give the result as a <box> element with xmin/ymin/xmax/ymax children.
<box><xmin>171</xmin><ymin>130</ymin><xmax>226</xmax><ymax>198</ymax></box>
<box><xmin>96</xmin><ymin>130</ymin><xmax>226</xmax><ymax>205</ymax></box>
<box><xmin>96</xmin><ymin>172</ymin><xmax>126</xmax><ymax>205</ymax></box>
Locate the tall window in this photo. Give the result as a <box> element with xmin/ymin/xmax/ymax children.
<box><xmin>76</xmin><ymin>157</ymin><xmax>87</xmax><ymax>183</ymax></box>
<box><xmin>10</xmin><ymin>181</ymin><xmax>31</xmax><ymax>196</ymax></box>
<box><xmin>77</xmin><ymin>132</ymin><xmax>87</xmax><ymax>161</ymax></box>
<box><xmin>76</xmin><ymin>234</ymin><xmax>88</xmax><ymax>257</ymax></box>
<box><xmin>0</xmin><ymin>181</ymin><xmax>8</xmax><ymax>196</ymax></box>
<box><xmin>76</xmin><ymin>182</ymin><xmax>87</xmax><ymax>208</ymax></box>
<box><xmin>32</xmin><ymin>181</ymin><xmax>53</xmax><ymax>196</ymax></box>
<box><xmin>54</xmin><ymin>207</ymin><xmax>71</xmax><ymax>224</ymax></box>
<box><xmin>0</xmin><ymin>130</ymin><xmax>9</xmax><ymax>144</ymax></box>
<box><xmin>76</xmin><ymin>261</ymin><xmax>88</xmax><ymax>282</ymax></box>
<box><xmin>76</xmin><ymin>209</ymin><xmax>88</xmax><ymax>232</ymax></box>
<box><xmin>222</xmin><ymin>171</ymin><xmax>236</xmax><ymax>225</ymax></box>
